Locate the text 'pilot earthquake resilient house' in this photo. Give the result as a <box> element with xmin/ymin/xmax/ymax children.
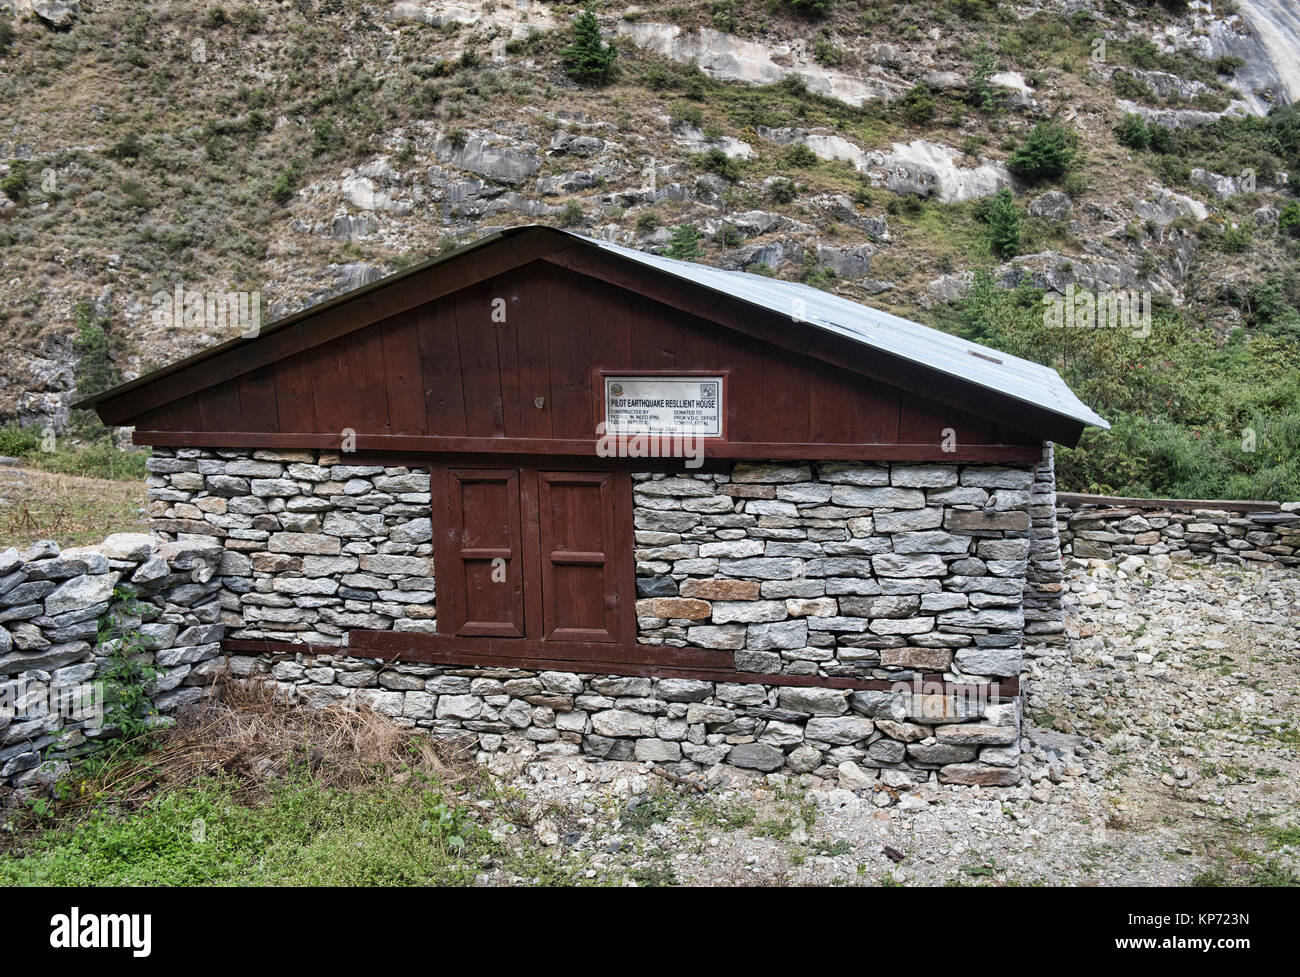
<box><xmin>80</xmin><ymin>224</ymin><xmax>1107</xmax><ymax>784</ymax></box>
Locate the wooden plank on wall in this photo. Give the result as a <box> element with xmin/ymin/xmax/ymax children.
<box><xmin>513</xmin><ymin>265</ymin><xmax>555</xmax><ymax>440</ymax></box>
<box><xmin>346</xmin><ymin>325</ymin><xmax>392</xmax><ymax>433</ymax></box>
<box><xmin>235</xmin><ymin>363</ymin><xmax>280</xmax><ymax>433</ymax></box>
<box><xmin>417</xmin><ymin>297</ymin><xmax>468</xmax><ymax>438</ymax></box>
<box><xmin>381</xmin><ymin>314</ymin><xmax>428</xmax><ymax>436</ymax></box>
<box><xmin>454</xmin><ymin>288</ymin><xmax>506</xmax><ymax>438</ymax></box>
<box><xmin>545</xmin><ymin>271</ymin><xmax>594</xmax><ymax>438</ymax></box>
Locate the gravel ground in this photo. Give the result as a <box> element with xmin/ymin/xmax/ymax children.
<box><xmin>478</xmin><ymin>559</ymin><xmax>1300</xmax><ymax>886</ymax></box>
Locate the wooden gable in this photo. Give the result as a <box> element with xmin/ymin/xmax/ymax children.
<box><xmin>87</xmin><ymin>227</ymin><xmax>1078</xmax><ymax>458</ymax></box>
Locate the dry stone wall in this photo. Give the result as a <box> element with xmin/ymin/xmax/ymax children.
<box><xmin>219</xmin><ymin>652</ymin><xmax>1023</xmax><ymax>788</ymax></box>
<box><xmin>138</xmin><ymin>447</ymin><xmax>1039</xmax><ymax>789</ymax></box>
<box><xmin>0</xmin><ymin>533</ymin><xmax>225</xmax><ymax>787</ymax></box>
<box><xmin>1057</xmin><ymin>497</ymin><xmax>1300</xmax><ymax>567</ymax></box>
<box><xmin>632</xmin><ymin>460</ymin><xmax>1038</xmax><ymax>681</ymax></box>
<box><xmin>146</xmin><ymin>448</ymin><xmax>436</xmax><ymax>644</ymax></box>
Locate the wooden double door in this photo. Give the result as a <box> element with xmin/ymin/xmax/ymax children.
<box><xmin>431</xmin><ymin>466</ymin><xmax>637</xmax><ymax>646</ymax></box>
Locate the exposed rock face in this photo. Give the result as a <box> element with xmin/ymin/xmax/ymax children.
<box><xmin>759</xmin><ymin>130</ymin><xmax>1012</xmax><ymax>203</ymax></box>
<box><xmin>1115</xmin><ymin>98</ymin><xmax>1248</xmax><ymax>131</ymax></box>
<box><xmin>876</xmin><ymin>140</ymin><xmax>1013</xmax><ymax>203</ymax></box>
<box><xmin>433</xmin><ymin>130</ymin><xmax>541</xmax><ymax>185</ymax></box>
<box><xmin>1028</xmin><ymin>190</ymin><xmax>1073</xmax><ymax>221</ymax></box>
<box><xmin>1133</xmin><ymin>183</ymin><xmax>1209</xmax><ymax>226</ymax></box>
<box><xmin>1193</xmin><ymin>0</ymin><xmax>1300</xmax><ymax>115</ymax></box>
<box><xmin>615</xmin><ymin>22</ymin><xmax>902</xmax><ymax>107</ymax></box>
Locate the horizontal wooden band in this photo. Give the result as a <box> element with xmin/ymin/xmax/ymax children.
<box><xmin>134</xmin><ymin>430</ymin><xmax>1043</xmax><ymax>463</ymax></box>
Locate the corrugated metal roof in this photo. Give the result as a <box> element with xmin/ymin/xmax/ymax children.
<box><xmin>571</xmin><ymin>231</ymin><xmax>1109</xmax><ymax>430</ymax></box>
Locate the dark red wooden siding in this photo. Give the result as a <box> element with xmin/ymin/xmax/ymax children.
<box><xmin>129</xmin><ymin>262</ymin><xmax>1035</xmax><ymax>447</ymax></box>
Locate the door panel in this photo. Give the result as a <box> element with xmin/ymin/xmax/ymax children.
<box><xmin>433</xmin><ymin>465</ymin><xmax>634</xmax><ymax>646</ymax></box>
<box><xmin>443</xmin><ymin>469</ymin><xmax>525</xmax><ymax>637</ymax></box>
<box><xmin>532</xmin><ymin>471</ymin><xmax>622</xmax><ymax>643</ymax></box>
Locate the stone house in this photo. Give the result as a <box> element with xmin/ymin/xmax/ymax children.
<box><xmin>78</xmin><ymin>225</ymin><xmax>1107</xmax><ymax>787</ymax></box>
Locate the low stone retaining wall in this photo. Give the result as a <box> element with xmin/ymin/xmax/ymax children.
<box><xmin>0</xmin><ymin>535</ymin><xmax>226</xmax><ymax>787</ymax></box>
<box><xmin>225</xmin><ymin>650</ymin><xmax>1023</xmax><ymax>788</ymax></box>
<box><xmin>1057</xmin><ymin>494</ymin><xmax>1300</xmax><ymax>567</ymax></box>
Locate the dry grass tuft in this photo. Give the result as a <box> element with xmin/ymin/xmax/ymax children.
<box><xmin>84</xmin><ymin>672</ymin><xmax>479</xmax><ymax>805</ymax></box>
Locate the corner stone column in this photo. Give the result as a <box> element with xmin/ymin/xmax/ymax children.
<box><xmin>1023</xmin><ymin>441</ymin><xmax>1066</xmax><ymax>649</ymax></box>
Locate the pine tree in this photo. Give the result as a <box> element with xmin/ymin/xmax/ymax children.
<box><xmin>665</xmin><ymin>224</ymin><xmax>703</xmax><ymax>260</ymax></box>
<box><xmin>560</xmin><ymin>8</ymin><xmax>617</xmax><ymax>85</ymax></box>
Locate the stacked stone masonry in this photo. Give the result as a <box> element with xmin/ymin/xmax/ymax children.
<box><xmin>0</xmin><ymin>533</ymin><xmax>225</xmax><ymax>787</ymax></box>
<box><xmin>630</xmin><ymin>460</ymin><xmax>1038</xmax><ymax>681</ymax></box>
<box><xmin>1058</xmin><ymin>498</ymin><xmax>1300</xmax><ymax>567</ymax></box>
<box><xmin>1023</xmin><ymin>443</ymin><xmax>1066</xmax><ymax>645</ymax></box>
<box><xmin>132</xmin><ymin>447</ymin><xmax>1037</xmax><ymax>788</ymax></box>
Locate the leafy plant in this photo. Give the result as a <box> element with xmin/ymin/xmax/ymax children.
<box><xmin>1007</xmin><ymin>120</ymin><xmax>1078</xmax><ymax>183</ymax></box>
<box><xmin>97</xmin><ymin>586</ymin><xmax>163</xmax><ymax>751</ymax></box>
<box><xmin>270</xmin><ymin>162</ymin><xmax>300</xmax><ymax>205</ymax></box>
<box><xmin>969</xmin><ymin>48</ymin><xmax>1000</xmax><ymax>113</ymax></box>
<box><xmin>785</xmin><ymin>143</ymin><xmax>820</xmax><ymax>168</ymax></box>
<box><xmin>560</xmin><ymin>200</ymin><xmax>584</xmax><ymax>226</ymax></box>
<box><xmin>782</xmin><ymin>0</ymin><xmax>833</xmax><ymax>17</ymax></box>
<box><xmin>902</xmin><ymin>84</ymin><xmax>936</xmax><ymax>124</ymax></box>
<box><xmin>975</xmin><ymin>188</ymin><xmax>1022</xmax><ymax>258</ymax></box>
<box><xmin>770</xmin><ymin>178</ymin><xmax>797</xmax><ymax>204</ymax></box>
<box><xmin>1115</xmin><ymin>112</ymin><xmax>1150</xmax><ymax>151</ymax></box>
<box><xmin>695</xmin><ymin>147</ymin><xmax>741</xmax><ymax>182</ymax></box>
<box><xmin>1</xmin><ymin>159</ymin><xmax>29</xmax><ymax>202</ymax></box>
<box><xmin>1278</xmin><ymin>201</ymin><xmax>1300</xmax><ymax>239</ymax></box>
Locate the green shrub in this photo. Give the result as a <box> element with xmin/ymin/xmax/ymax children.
<box><xmin>785</xmin><ymin>143</ymin><xmax>820</xmax><ymax>168</ymax></box>
<box><xmin>715</xmin><ymin>223</ymin><xmax>743</xmax><ymax>247</ymax></box>
<box><xmin>0</xmin><ymin>423</ymin><xmax>43</xmax><ymax>457</ymax></box>
<box><xmin>695</xmin><ymin>147</ymin><xmax>741</xmax><ymax>182</ymax></box>
<box><xmin>902</xmin><ymin>84</ymin><xmax>936</xmax><ymax>124</ymax></box>
<box><xmin>270</xmin><ymin>162</ymin><xmax>299</xmax><ymax>205</ymax></box>
<box><xmin>1007</xmin><ymin>120</ymin><xmax>1078</xmax><ymax>183</ymax></box>
<box><xmin>969</xmin><ymin>48</ymin><xmax>1000</xmax><ymax>113</ymax></box>
<box><xmin>560</xmin><ymin>200</ymin><xmax>584</xmax><ymax>226</ymax></box>
<box><xmin>636</xmin><ymin>210</ymin><xmax>661</xmax><ymax>233</ymax></box>
<box><xmin>975</xmin><ymin>188</ymin><xmax>1022</xmax><ymax>258</ymax></box>
<box><xmin>1279</xmin><ymin>201</ymin><xmax>1300</xmax><ymax>239</ymax></box>
<box><xmin>0</xmin><ymin>18</ymin><xmax>14</xmax><ymax>57</ymax></box>
<box><xmin>783</xmin><ymin>0</ymin><xmax>833</xmax><ymax>17</ymax></box>
<box><xmin>770</xmin><ymin>178</ymin><xmax>797</xmax><ymax>204</ymax></box>
<box><xmin>1220</xmin><ymin>219</ymin><xmax>1255</xmax><ymax>253</ymax></box>
<box><xmin>1148</xmin><ymin>123</ymin><xmax>1174</xmax><ymax>155</ymax></box>
<box><xmin>1112</xmin><ymin>71</ymin><xmax>1156</xmax><ymax>101</ymax></box>
<box><xmin>813</xmin><ymin>39</ymin><xmax>844</xmax><ymax>67</ymax></box>
<box><xmin>665</xmin><ymin>224</ymin><xmax>703</xmax><ymax>259</ymax></box>
<box><xmin>312</xmin><ymin>116</ymin><xmax>337</xmax><ymax>155</ymax></box>
<box><xmin>1115</xmin><ymin>112</ymin><xmax>1150</xmax><ymax>151</ymax></box>
<box><xmin>560</xmin><ymin>7</ymin><xmax>617</xmax><ymax>85</ymax></box>
<box><xmin>1</xmin><ymin>160</ymin><xmax>27</xmax><ymax>202</ymax></box>
<box><xmin>938</xmin><ymin>269</ymin><xmax>1300</xmax><ymax>500</ymax></box>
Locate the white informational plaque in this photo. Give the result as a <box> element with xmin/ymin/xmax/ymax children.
<box><xmin>603</xmin><ymin>375</ymin><xmax>724</xmax><ymax>437</ymax></box>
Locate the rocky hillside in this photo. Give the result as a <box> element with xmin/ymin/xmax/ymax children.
<box><xmin>1</xmin><ymin>1</ymin><xmax>1297</xmax><ymax>490</ymax></box>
